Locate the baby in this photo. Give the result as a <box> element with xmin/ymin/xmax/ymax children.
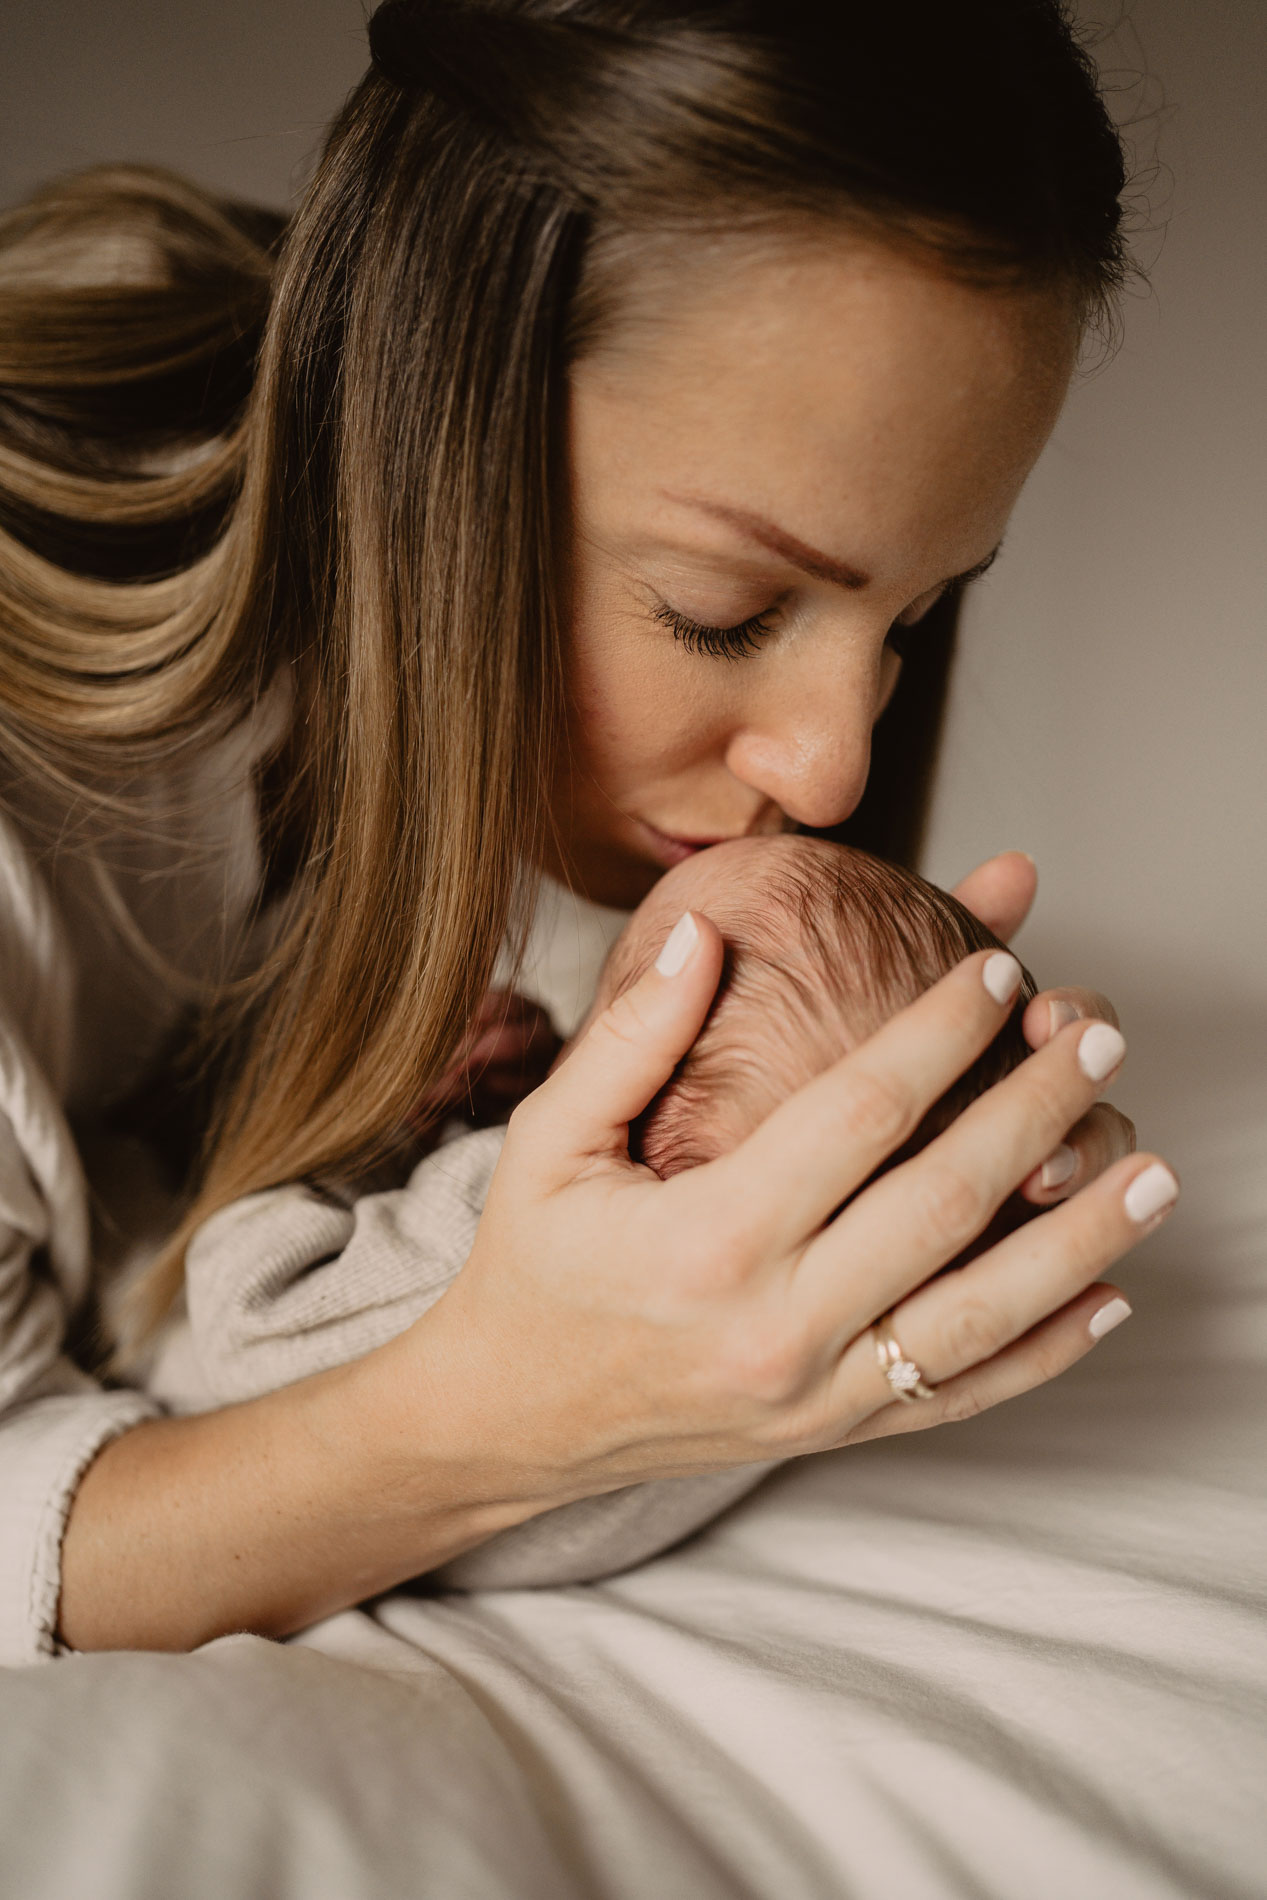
<box><xmin>599</xmin><ymin>836</ymin><xmax>1033</xmax><ymax>1184</ymax></box>
<box><xmin>159</xmin><ymin>836</ymin><xmax>1034</xmax><ymax>1590</ymax></box>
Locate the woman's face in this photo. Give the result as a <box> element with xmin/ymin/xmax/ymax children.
<box><xmin>550</xmin><ymin>231</ymin><xmax>1078</xmax><ymax>909</ymax></box>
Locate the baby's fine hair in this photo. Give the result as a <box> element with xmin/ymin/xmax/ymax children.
<box><xmin>618</xmin><ymin>841</ymin><xmax>1037</xmax><ymax>1179</ymax></box>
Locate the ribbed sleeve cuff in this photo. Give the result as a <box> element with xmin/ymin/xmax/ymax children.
<box><xmin>0</xmin><ymin>1390</ymin><xmax>158</xmax><ymax>1666</ymax></box>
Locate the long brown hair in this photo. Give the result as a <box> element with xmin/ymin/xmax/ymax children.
<box><xmin>0</xmin><ymin>2</ymin><xmax>1129</xmax><ymax>1339</ymax></box>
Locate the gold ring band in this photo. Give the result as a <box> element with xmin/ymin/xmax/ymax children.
<box><xmin>872</xmin><ymin>1311</ymin><xmax>937</xmax><ymax>1403</ymax></box>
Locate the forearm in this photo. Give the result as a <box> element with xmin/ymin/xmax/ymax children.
<box><xmin>58</xmin><ymin>1346</ymin><xmax>544</xmax><ymax>1653</ymax></box>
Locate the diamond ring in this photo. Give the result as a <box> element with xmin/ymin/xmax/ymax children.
<box><xmin>871</xmin><ymin>1311</ymin><xmax>937</xmax><ymax>1403</ymax></box>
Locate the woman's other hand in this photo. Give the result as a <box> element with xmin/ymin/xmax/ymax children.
<box><xmin>387</xmin><ymin>911</ymin><xmax>1175</xmax><ymax>1513</ymax></box>
<box><xmin>952</xmin><ymin>850</ymin><xmax>1137</xmax><ymax>1210</ymax></box>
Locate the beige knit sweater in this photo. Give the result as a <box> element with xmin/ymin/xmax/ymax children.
<box><xmin>0</xmin><ymin>722</ymin><xmax>774</xmax><ymax>1663</ymax></box>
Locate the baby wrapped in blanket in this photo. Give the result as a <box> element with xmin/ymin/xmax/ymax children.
<box><xmin>165</xmin><ymin>836</ymin><xmax>1035</xmax><ymax>1589</ymax></box>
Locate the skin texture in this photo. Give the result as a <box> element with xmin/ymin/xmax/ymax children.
<box><xmin>545</xmin><ymin>233</ymin><xmax>1078</xmax><ymax>909</ymax></box>
<box><xmin>545</xmin><ymin>232</ymin><xmax>1131</xmax><ymax>1203</ymax></box>
<box><xmin>57</xmin><ymin>232</ymin><xmax>1154</xmax><ymax>1653</ymax></box>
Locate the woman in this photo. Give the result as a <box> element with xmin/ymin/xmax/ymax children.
<box><xmin>0</xmin><ymin>0</ymin><xmax>1170</xmax><ymax>1663</ymax></box>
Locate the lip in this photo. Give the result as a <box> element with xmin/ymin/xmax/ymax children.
<box><xmin>633</xmin><ymin>818</ymin><xmax>746</xmax><ymax>869</ymax></box>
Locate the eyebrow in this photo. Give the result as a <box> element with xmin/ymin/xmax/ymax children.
<box><xmin>661</xmin><ymin>491</ymin><xmax>1003</xmax><ymax>593</ymax></box>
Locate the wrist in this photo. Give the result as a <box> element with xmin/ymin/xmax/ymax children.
<box><xmin>59</xmin><ymin>1335</ymin><xmax>555</xmax><ymax>1653</ymax></box>
<box><xmin>334</xmin><ymin>1317</ymin><xmax>552</xmax><ymax>1553</ymax></box>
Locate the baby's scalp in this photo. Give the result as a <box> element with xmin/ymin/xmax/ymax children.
<box><xmin>583</xmin><ymin>836</ymin><xmax>1037</xmax><ymax>1178</ymax></box>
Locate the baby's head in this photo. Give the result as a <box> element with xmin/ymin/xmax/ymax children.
<box><xmin>583</xmin><ymin>836</ymin><xmax>1037</xmax><ymax>1178</ymax></box>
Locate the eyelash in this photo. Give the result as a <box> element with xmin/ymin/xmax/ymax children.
<box><xmin>652</xmin><ymin>601</ymin><xmax>777</xmax><ymax>661</ymax></box>
<box><xmin>654</xmin><ymin>569</ymin><xmax>970</xmax><ymax>664</ymax></box>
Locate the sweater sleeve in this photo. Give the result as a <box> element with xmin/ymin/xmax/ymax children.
<box><xmin>0</xmin><ymin>1043</ymin><xmax>159</xmax><ymax>1666</ymax></box>
<box><xmin>0</xmin><ymin>801</ymin><xmax>166</xmax><ymax>1664</ymax></box>
<box><xmin>175</xmin><ymin>1126</ymin><xmax>507</xmax><ymax>1406</ymax></box>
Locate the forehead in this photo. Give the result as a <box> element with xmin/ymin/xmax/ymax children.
<box><xmin>570</xmin><ymin>229</ymin><xmax>1077</xmax><ymax>572</ymax></box>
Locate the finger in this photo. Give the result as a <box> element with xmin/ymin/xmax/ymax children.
<box><xmin>831</xmin><ymin>1281</ymin><xmax>1131</xmax><ymax>1446</ymax></box>
<box><xmin>798</xmin><ymin>1014</ymin><xmax>1130</xmax><ymax>1335</ymax></box>
<box><xmin>950</xmin><ymin>851</ymin><xmax>1037</xmax><ymax>942</ymax></box>
<box><xmin>709</xmin><ymin>948</ymin><xmax>1029</xmax><ymax>1250</ymax></box>
<box><xmin>1023</xmin><ymin>984</ymin><xmax>1120</xmax><ymax>1049</ymax></box>
<box><xmin>1019</xmin><ymin>1102</ymin><xmax>1136</xmax><ymax>1204</ymax></box>
<box><xmin>513</xmin><ymin>909</ymin><xmax>725</xmax><ymax>1177</ymax></box>
<box><xmin>846</xmin><ymin>1152</ymin><xmax>1176</xmax><ymax>1410</ymax></box>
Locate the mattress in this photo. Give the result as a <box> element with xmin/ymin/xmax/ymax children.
<box><xmin>2</xmin><ymin>1003</ymin><xmax>1264</xmax><ymax>1899</ymax></box>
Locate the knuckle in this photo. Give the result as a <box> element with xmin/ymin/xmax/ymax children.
<box><xmin>1054</xmin><ymin>1211</ymin><xmax>1112</xmax><ymax>1282</ymax></box>
<box><xmin>940</xmin><ymin>981</ymin><xmax>994</xmax><ymax>1040</ymax></box>
<box><xmin>916</xmin><ymin>1161</ymin><xmax>986</xmax><ymax>1249</ymax></box>
<box><xmin>676</xmin><ymin>1220</ymin><xmax>750</xmax><ymax>1299</ymax></box>
<box><xmin>838</xmin><ymin>1066</ymin><xmax>915</xmax><ymax>1154</ymax></box>
<box><xmin>944</xmin><ymin>1294</ymin><xmax>1005</xmax><ymax>1367</ymax></box>
<box><xmin>1029</xmin><ymin>1061</ymin><xmax>1083</xmax><ymax>1126</ymax></box>
<box><xmin>717</xmin><ymin>1319</ymin><xmax>809</xmax><ymax>1409</ymax></box>
<box><xmin>600</xmin><ymin>987</ymin><xmax>656</xmax><ymax>1052</ymax></box>
<box><xmin>937</xmin><ymin>1378</ymin><xmax>990</xmax><ymax>1426</ymax></box>
<box><xmin>758</xmin><ymin>1398</ymin><xmax>831</xmax><ymax>1458</ymax></box>
<box><xmin>1027</xmin><ymin>1331</ymin><xmax>1074</xmax><ymax>1387</ymax></box>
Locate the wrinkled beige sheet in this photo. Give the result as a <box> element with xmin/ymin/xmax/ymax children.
<box><xmin>2</xmin><ymin>1009</ymin><xmax>1264</xmax><ymax>1898</ymax></box>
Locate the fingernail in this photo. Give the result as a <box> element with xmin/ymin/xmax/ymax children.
<box><xmin>1048</xmin><ymin>999</ymin><xmax>1080</xmax><ymax>1037</ymax></box>
<box><xmin>1124</xmin><ymin>1162</ymin><xmax>1179</xmax><ymax>1225</ymax></box>
<box><xmin>982</xmin><ymin>952</ymin><xmax>1022</xmax><ymax>1004</ymax></box>
<box><xmin>655</xmin><ymin>912</ymin><xmax>699</xmax><ymax>977</ymax></box>
<box><xmin>1040</xmin><ymin>1143</ymin><xmax>1077</xmax><ymax>1190</ymax></box>
<box><xmin>1089</xmin><ymin>1296</ymin><xmax>1132</xmax><ymax>1340</ymax></box>
<box><xmin>1078</xmin><ymin>1022</ymin><xmax>1127</xmax><ymax>1082</ymax></box>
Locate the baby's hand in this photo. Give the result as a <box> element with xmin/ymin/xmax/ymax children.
<box><xmin>411</xmin><ymin>990</ymin><xmax>562</xmax><ymax>1131</ymax></box>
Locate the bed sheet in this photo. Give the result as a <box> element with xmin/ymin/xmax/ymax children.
<box><xmin>2</xmin><ymin>1006</ymin><xmax>1264</xmax><ymax>1899</ymax></box>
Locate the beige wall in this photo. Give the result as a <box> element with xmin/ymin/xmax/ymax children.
<box><xmin>923</xmin><ymin>4</ymin><xmax>1266</xmax><ymax>1024</ymax></box>
<box><xmin>0</xmin><ymin>2</ymin><xmax>368</xmax><ymax>210</ymax></box>
<box><xmin>4</xmin><ymin>2</ymin><xmax>1262</xmax><ymax>1136</ymax></box>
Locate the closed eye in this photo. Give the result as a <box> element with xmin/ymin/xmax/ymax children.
<box><xmin>653</xmin><ymin>600</ymin><xmax>777</xmax><ymax>661</ymax></box>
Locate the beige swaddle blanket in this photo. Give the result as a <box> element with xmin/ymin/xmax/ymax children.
<box><xmin>154</xmin><ymin>1124</ymin><xmax>778</xmax><ymax>1589</ymax></box>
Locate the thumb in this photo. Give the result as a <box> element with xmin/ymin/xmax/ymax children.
<box><xmin>518</xmin><ymin>910</ymin><xmax>724</xmax><ymax>1177</ymax></box>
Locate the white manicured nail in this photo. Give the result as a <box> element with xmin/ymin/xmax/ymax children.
<box><xmin>1124</xmin><ymin>1162</ymin><xmax>1179</xmax><ymax>1224</ymax></box>
<box><xmin>1077</xmin><ymin>1022</ymin><xmax>1126</xmax><ymax>1082</ymax></box>
<box><xmin>1089</xmin><ymin>1296</ymin><xmax>1132</xmax><ymax>1340</ymax></box>
<box><xmin>982</xmin><ymin>952</ymin><xmax>1022</xmax><ymax>1004</ymax></box>
<box><xmin>1040</xmin><ymin>1144</ymin><xmax>1077</xmax><ymax>1190</ymax></box>
<box><xmin>655</xmin><ymin>912</ymin><xmax>699</xmax><ymax>977</ymax></box>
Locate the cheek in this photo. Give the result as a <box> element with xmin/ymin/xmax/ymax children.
<box><xmin>565</xmin><ymin>611</ymin><xmax>733</xmax><ymax>785</ymax></box>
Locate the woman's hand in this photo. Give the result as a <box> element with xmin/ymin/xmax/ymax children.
<box><xmin>397</xmin><ymin>911</ymin><xmax>1177</xmax><ymax>1509</ymax></box>
<box><xmin>952</xmin><ymin>850</ymin><xmax>1137</xmax><ymax>1212</ymax></box>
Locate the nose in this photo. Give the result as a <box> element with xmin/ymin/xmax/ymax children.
<box><xmin>722</xmin><ymin>643</ymin><xmax>889</xmax><ymax>832</ymax></box>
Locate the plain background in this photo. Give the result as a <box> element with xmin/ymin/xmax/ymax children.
<box><xmin>1</xmin><ymin>2</ymin><xmax>1263</xmax><ymax>1203</ymax></box>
